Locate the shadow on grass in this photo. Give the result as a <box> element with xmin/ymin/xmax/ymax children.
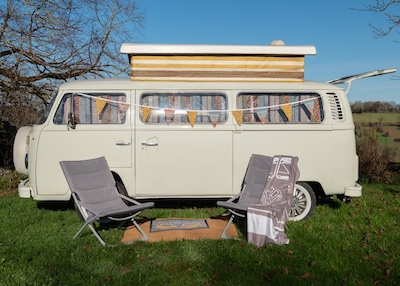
<box><xmin>316</xmin><ymin>195</ymin><xmax>342</xmax><ymax>210</ymax></box>
<box><xmin>37</xmin><ymin>200</ymin><xmax>75</xmax><ymax>211</ymax></box>
<box><xmin>142</xmin><ymin>198</ymin><xmax>223</xmax><ymax>209</ymax></box>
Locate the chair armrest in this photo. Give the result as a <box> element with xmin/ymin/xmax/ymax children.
<box><xmin>226</xmin><ymin>193</ymin><xmax>241</xmax><ymax>203</ymax></box>
<box><xmin>119</xmin><ymin>194</ymin><xmax>142</xmax><ymax>205</ymax></box>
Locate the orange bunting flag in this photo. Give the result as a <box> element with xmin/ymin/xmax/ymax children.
<box><xmin>141</xmin><ymin>106</ymin><xmax>152</xmax><ymax>122</ymax></box>
<box><xmin>256</xmin><ymin>110</ymin><xmax>268</xmax><ymax>125</ymax></box>
<box><xmin>164</xmin><ymin>109</ymin><xmax>175</xmax><ymax>124</ymax></box>
<box><xmin>119</xmin><ymin>103</ymin><xmax>130</xmax><ymax>113</ymax></box>
<box><xmin>281</xmin><ymin>104</ymin><xmax>292</xmax><ymax>122</ymax></box>
<box><xmin>232</xmin><ymin>110</ymin><xmax>243</xmax><ymax>126</ymax></box>
<box><xmin>209</xmin><ymin>112</ymin><xmax>220</xmax><ymax>128</ymax></box>
<box><xmin>96</xmin><ymin>98</ymin><xmax>107</xmax><ymax>116</ymax></box>
<box><xmin>187</xmin><ymin>111</ymin><xmax>197</xmax><ymax>127</ymax></box>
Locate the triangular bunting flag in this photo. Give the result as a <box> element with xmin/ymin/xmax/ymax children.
<box><xmin>187</xmin><ymin>111</ymin><xmax>197</xmax><ymax>127</ymax></box>
<box><xmin>141</xmin><ymin>106</ymin><xmax>152</xmax><ymax>122</ymax></box>
<box><xmin>209</xmin><ymin>112</ymin><xmax>220</xmax><ymax>128</ymax></box>
<box><xmin>119</xmin><ymin>103</ymin><xmax>130</xmax><ymax>113</ymax></box>
<box><xmin>300</xmin><ymin>103</ymin><xmax>312</xmax><ymax>120</ymax></box>
<box><xmin>232</xmin><ymin>110</ymin><xmax>243</xmax><ymax>126</ymax></box>
<box><xmin>164</xmin><ymin>109</ymin><xmax>175</xmax><ymax>124</ymax></box>
<box><xmin>256</xmin><ymin>110</ymin><xmax>268</xmax><ymax>125</ymax></box>
<box><xmin>281</xmin><ymin>104</ymin><xmax>292</xmax><ymax>122</ymax></box>
<box><xmin>96</xmin><ymin>98</ymin><xmax>107</xmax><ymax>116</ymax></box>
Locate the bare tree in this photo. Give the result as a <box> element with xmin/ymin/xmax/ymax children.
<box><xmin>0</xmin><ymin>0</ymin><xmax>144</xmax><ymax>126</ymax></box>
<box><xmin>363</xmin><ymin>0</ymin><xmax>400</xmax><ymax>39</ymax></box>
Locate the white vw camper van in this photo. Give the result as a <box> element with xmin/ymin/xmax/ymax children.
<box><xmin>14</xmin><ymin>41</ymin><xmax>385</xmax><ymax>221</ymax></box>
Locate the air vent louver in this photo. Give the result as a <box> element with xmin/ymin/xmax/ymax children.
<box><xmin>327</xmin><ymin>93</ymin><xmax>344</xmax><ymax>120</ymax></box>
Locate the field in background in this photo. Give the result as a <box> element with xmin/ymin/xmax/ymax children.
<box><xmin>353</xmin><ymin>113</ymin><xmax>400</xmax><ymax>162</ymax></box>
<box><xmin>352</xmin><ymin>113</ymin><xmax>400</xmax><ymax>124</ymax></box>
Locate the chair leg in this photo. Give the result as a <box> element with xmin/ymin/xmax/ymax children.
<box><xmin>221</xmin><ymin>214</ymin><xmax>235</xmax><ymax>239</ymax></box>
<box><xmin>73</xmin><ymin>222</ymin><xmax>89</xmax><ymax>240</ymax></box>
<box><xmin>88</xmin><ymin>224</ymin><xmax>108</xmax><ymax>246</ymax></box>
<box><xmin>131</xmin><ymin>219</ymin><xmax>149</xmax><ymax>241</ymax></box>
<box><xmin>73</xmin><ymin>222</ymin><xmax>109</xmax><ymax>246</ymax></box>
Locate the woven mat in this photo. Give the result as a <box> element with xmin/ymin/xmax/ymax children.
<box><xmin>150</xmin><ymin>219</ymin><xmax>209</xmax><ymax>232</ymax></box>
<box><xmin>122</xmin><ymin>218</ymin><xmax>238</xmax><ymax>243</ymax></box>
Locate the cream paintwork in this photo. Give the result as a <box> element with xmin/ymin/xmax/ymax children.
<box><xmin>15</xmin><ymin>79</ymin><xmax>361</xmax><ymax>200</ymax></box>
<box><xmin>135</xmin><ymin>127</ymin><xmax>233</xmax><ymax>197</ymax></box>
<box><xmin>24</xmin><ymin>89</ymin><xmax>133</xmax><ymax>200</ymax></box>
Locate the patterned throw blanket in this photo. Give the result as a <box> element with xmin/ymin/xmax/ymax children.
<box><xmin>247</xmin><ymin>156</ymin><xmax>300</xmax><ymax>247</ymax></box>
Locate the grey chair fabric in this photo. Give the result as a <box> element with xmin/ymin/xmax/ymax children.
<box><xmin>60</xmin><ymin>156</ymin><xmax>154</xmax><ymax>246</ymax></box>
<box><xmin>217</xmin><ymin>154</ymin><xmax>273</xmax><ymax>238</ymax></box>
<box><xmin>217</xmin><ymin>154</ymin><xmax>299</xmax><ymax>242</ymax></box>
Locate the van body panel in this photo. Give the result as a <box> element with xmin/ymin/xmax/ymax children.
<box><xmin>135</xmin><ymin>129</ymin><xmax>233</xmax><ymax>197</ymax></box>
<box><xmin>32</xmin><ymin>89</ymin><xmax>132</xmax><ymax>199</ymax></box>
<box><xmin>15</xmin><ymin>78</ymin><xmax>361</xmax><ymax>202</ymax></box>
<box><xmin>233</xmin><ymin>129</ymin><xmax>334</xmax><ymax>194</ymax></box>
<box><xmin>36</xmin><ymin>125</ymin><xmax>132</xmax><ymax>196</ymax></box>
<box><xmin>134</xmin><ymin>89</ymin><xmax>234</xmax><ymax>197</ymax></box>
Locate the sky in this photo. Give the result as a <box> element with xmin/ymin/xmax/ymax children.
<box><xmin>134</xmin><ymin>0</ymin><xmax>399</xmax><ymax>103</ymax></box>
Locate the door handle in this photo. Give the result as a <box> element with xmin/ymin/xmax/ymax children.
<box><xmin>141</xmin><ymin>142</ymin><xmax>158</xmax><ymax>147</ymax></box>
<box><xmin>116</xmin><ymin>141</ymin><xmax>131</xmax><ymax>146</ymax></box>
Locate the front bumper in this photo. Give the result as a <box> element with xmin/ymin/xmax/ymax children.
<box><xmin>18</xmin><ymin>178</ymin><xmax>32</xmax><ymax>198</ymax></box>
<box><xmin>344</xmin><ymin>183</ymin><xmax>362</xmax><ymax>197</ymax></box>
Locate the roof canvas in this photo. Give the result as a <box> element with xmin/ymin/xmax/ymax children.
<box><xmin>120</xmin><ymin>42</ymin><xmax>316</xmax><ymax>82</ymax></box>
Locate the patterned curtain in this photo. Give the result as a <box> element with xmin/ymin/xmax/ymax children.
<box><xmin>238</xmin><ymin>93</ymin><xmax>323</xmax><ymax>123</ymax></box>
<box><xmin>141</xmin><ymin>93</ymin><xmax>227</xmax><ymax>124</ymax></box>
<box><xmin>57</xmin><ymin>93</ymin><xmax>127</xmax><ymax>125</ymax></box>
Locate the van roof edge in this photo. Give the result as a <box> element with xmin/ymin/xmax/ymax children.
<box><xmin>120</xmin><ymin>43</ymin><xmax>317</xmax><ymax>56</ymax></box>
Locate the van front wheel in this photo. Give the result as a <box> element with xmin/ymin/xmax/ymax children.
<box><xmin>116</xmin><ymin>180</ymin><xmax>133</xmax><ymax>206</ymax></box>
<box><xmin>289</xmin><ymin>182</ymin><xmax>316</xmax><ymax>221</ymax></box>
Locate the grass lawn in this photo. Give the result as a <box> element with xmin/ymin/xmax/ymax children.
<box><xmin>1</xmin><ymin>183</ymin><xmax>400</xmax><ymax>285</ymax></box>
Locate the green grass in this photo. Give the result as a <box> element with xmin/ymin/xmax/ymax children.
<box><xmin>1</xmin><ymin>183</ymin><xmax>400</xmax><ymax>285</ymax></box>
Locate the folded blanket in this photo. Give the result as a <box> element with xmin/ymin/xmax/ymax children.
<box><xmin>247</xmin><ymin>155</ymin><xmax>300</xmax><ymax>247</ymax></box>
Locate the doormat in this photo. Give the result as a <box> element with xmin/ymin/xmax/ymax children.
<box><xmin>121</xmin><ymin>217</ymin><xmax>238</xmax><ymax>243</ymax></box>
<box><xmin>150</xmin><ymin>219</ymin><xmax>208</xmax><ymax>232</ymax></box>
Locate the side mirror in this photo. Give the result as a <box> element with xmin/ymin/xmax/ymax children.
<box><xmin>67</xmin><ymin>112</ymin><xmax>77</xmax><ymax>130</ymax></box>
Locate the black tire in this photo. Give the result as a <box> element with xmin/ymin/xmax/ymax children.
<box><xmin>289</xmin><ymin>182</ymin><xmax>316</xmax><ymax>221</ymax></box>
<box><xmin>116</xmin><ymin>180</ymin><xmax>132</xmax><ymax>205</ymax></box>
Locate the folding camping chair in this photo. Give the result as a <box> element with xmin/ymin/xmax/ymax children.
<box><xmin>217</xmin><ymin>154</ymin><xmax>299</xmax><ymax>246</ymax></box>
<box><xmin>60</xmin><ymin>156</ymin><xmax>154</xmax><ymax>246</ymax></box>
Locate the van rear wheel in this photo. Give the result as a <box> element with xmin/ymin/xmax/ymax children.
<box><xmin>289</xmin><ymin>182</ymin><xmax>316</xmax><ymax>221</ymax></box>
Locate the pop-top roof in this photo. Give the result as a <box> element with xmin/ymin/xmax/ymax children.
<box><xmin>120</xmin><ymin>41</ymin><xmax>316</xmax><ymax>82</ymax></box>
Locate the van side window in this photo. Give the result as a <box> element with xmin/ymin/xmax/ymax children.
<box><xmin>140</xmin><ymin>93</ymin><xmax>227</xmax><ymax>124</ymax></box>
<box><xmin>237</xmin><ymin>93</ymin><xmax>323</xmax><ymax>123</ymax></box>
<box><xmin>53</xmin><ymin>93</ymin><xmax>127</xmax><ymax>124</ymax></box>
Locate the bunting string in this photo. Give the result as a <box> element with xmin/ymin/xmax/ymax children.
<box><xmin>75</xmin><ymin>92</ymin><xmax>324</xmax><ymax>126</ymax></box>
<box><xmin>76</xmin><ymin>92</ymin><xmax>323</xmax><ymax>126</ymax></box>
<box><xmin>75</xmin><ymin>92</ymin><xmax>321</xmax><ymax>114</ymax></box>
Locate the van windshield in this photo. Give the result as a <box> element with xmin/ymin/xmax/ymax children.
<box><xmin>37</xmin><ymin>91</ymin><xmax>58</xmax><ymax>125</ymax></box>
